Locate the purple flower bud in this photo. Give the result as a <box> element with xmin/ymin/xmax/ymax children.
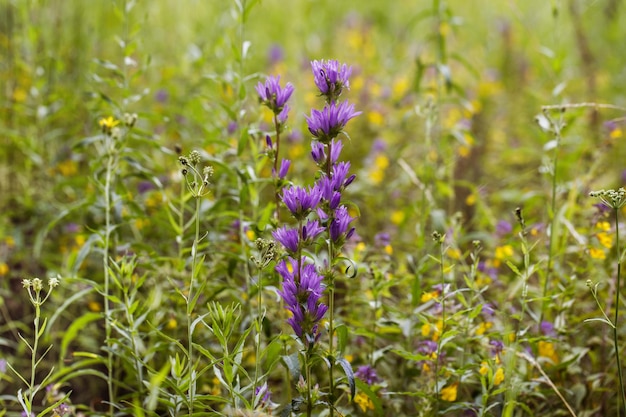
<box><xmin>311</xmin><ymin>141</ymin><xmax>326</xmax><ymax>164</ymax></box>
<box><xmin>278</xmin><ymin>159</ymin><xmax>291</xmax><ymax>180</ymax></box>
<box><xmin>355</xmin><ymin>365</ymin><xmax>381</xmax><ymax>385</ymax></box>
<box><xmin>266</xmin><ymin>134</ymin><xmax>273</xmax><ymax>150</ymax></box>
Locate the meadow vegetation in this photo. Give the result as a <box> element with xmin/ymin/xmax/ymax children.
<box><xmin>1</xmin><ymin>1</ymin><xmax>626</xmax><ymax>416</ymax></box>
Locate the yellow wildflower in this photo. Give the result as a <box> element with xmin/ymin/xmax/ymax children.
<box><xmin>0</xmin><ymin>262</ymin><xmax>8</xmax><ymax>276</ymax></box>
<box><xmin>88</xmin><ymin>300</ymin><xmax>102</xmax><ymax>312</ymax></box>
<box><xmin>589</xmin><ymin>247</ymin><xmax>606</xmax><ymax>260</ymax></box>
<box><xmin>99</xmin><ymin>116</ymin><xmax>120</xmax><ymax>131</ymax></box>
<box><xmin>354</xmin><ymin>392</ymin><xmax>374</xmax><ymax>412</ymax></box>
<box><xmin>367</xmin><ymin>111</ymin><xmax>384</xmax><ymax>126</ymax></box>
<box><xmin>421</xmin><ymin>290</ymin><xmax>438</xmax><ymax>303</ymax></box>
<box><xmin>476</xmin><ymin>321</ymin><xmax>493</xmax><ymax>336</ymax></box>
<box><xmin>246</xmin><ymin>229</ymin><xmax>256</xmax><ymax>241</ymax></box>
<box><xmin>493</xmin><ymin>367</ymin><xmax>504</xmax><ymax>386</ymax></box>
<box><xmin>596</xmin><ymin>232</ymin><xmax>613</xmax><ymax>249</ymax></box>
<box><xmin>538</xmin><ymin>341</ymin><xmax>559</xmax><ymax>364</ymax></box>
<box><xmin>465</xmin><ymin>193</ymin><xmax>476</xmax><ymax>206</ymax></box>
<box><xmin>447</xmin><ymin>248</ymin><xmax>461</xmax><ymax>260</ymax></box>
<box><xmin>57</xmin><ymin>159</ymin><xmax>78</xmax><ymax>177</ymax></box>
<box><xmin>440</xmin><ymin>382</ymin><xmax>458</xmax><ymax>401</ymax></box>
<box><xmin>610</xmin><ymin>128</ymin><xmax>623</xmax><ymax>139</ymax></box>
<box><xmin>384</xmin><ymin>244</ymin><xmax>393</xmax><ymax>255</ymax></box>
<box><xmin>390</xmin><ymin>210</ymin><xmax>405</xmax><ymax>225</ymax></box>
<box><xmin>596</xmin><ymin>221</ymin><xmax>611</xmax><ymax>231</ymax></box>
<box><xmin>369</xmin><ymin>169</ymin><xmax>384</xmax><ymax>185</ymax></box>
<box><xmin>166</xmin><ymin>317</ymin><xmax>177</xmax><ymax>329</ymax></box>
<box><xmin>479</xmin><ymin>362</ymin><xmax>489</xmax><ymax>376</ymax></box>
<box><xmin>374</xmin><ymin>155</ymin><xmax>389</xmax><ymax>170</ymax></box>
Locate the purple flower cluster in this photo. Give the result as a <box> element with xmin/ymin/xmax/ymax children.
<box><xmin>256</xmin><ymin>75</ymin><xmax>294</xmax><ymax>124</ymax></box>
<box><xmin>270</xmin><ymin>59</ymin><xmax>360</xmax><ymax>349</ymax></box>
<box><xmin>311</xmin><ymin>59</ymin><xmax>352</xmax><ymax>103</ymax></box>
<box><xmin>277</xmin><ymin>258</ymin><xmax>328</xmax><ymax>348</ymax></box>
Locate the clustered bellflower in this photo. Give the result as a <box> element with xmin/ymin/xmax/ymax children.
<box><xmin>271</xmin><ymin>59</ymin><xmax>360</xmax><ymax>354</ymax></box>
<box><xmin>277</xmin><ymin>258</ymin><xmax>328</xmax><ymax>348</ymax></box>
<box><xmin>256</xmin><ymin>75</ymin><xmax>294</xmax><ymax>124</ymax></box>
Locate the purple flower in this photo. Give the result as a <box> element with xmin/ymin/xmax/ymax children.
<box><xmin>311</xmin><ymin>141</ymin><xmax>326</xmax><ymax>165</ymax></box>
<box><xmin>540</xmin><ymin>320</ymin><xmax>556</xmax><ymax>337</ymax></box>
<box><xmin>303</xmin><ymin>220</ymin><xmax>324</xmax><ymax>241</ymax></box>
<box><xmin>374</xmin><ymin>232</ymin><xmax>391</xmax><ymax>247</ymax></box>
<box><xmin>276</xmin><ymin>257</ymin><xmax>328</xmax><ymax>347</ymax></box>
<box><xmin>273</xmin><ymin>226</ymin><xmax>300</xmax><ymax>253</ymax></box>
<box><xmin>496</xmin><ymin>220</ymin><xmax>512</xmax><ymax>236</ymax></box>
<box><xmin>489</xmin><ymin>339</ymin><xmax>504</xmax><ymax>356</ymax></box>
<box><xmin>355</xmin><ymin>365</ymin><xmax>381</xmax><ymax>385</ymax></box>
<box><xmin>329</xmin><ymin>138</ymin><xmax>343</xmax><ymax>164</ymax></box>
<box><xmin>318</xmin><ymin>176</ymin><xmax>342</xmax><ymax>209</ymax></box>
<box><xmin>331</xmin><ymin>161</ymin><xmax>352</xmax><ymax>191</ymax></box>
<box><xmin>417</xmin><ymin>340</ymin><xmax>438</xmax><ymax>355</ymax></box>
<box><xmin>481</xmin><ymin>303</ymin><xmax>495</xmax><ymax>317</ymax></box>
<box><xmin>256</xmin><ymin>75</ymin><xmax>294</xmax><ymax>118</ymax></box>
<box><xmin>277</xmin><ymin>158</ymin><xmax>291</xmax><ymax>180</ymax></box>
<box><xmin>281</xmin><ymin>184</ymin><xmax>322</xmax><ymax>219</ymax></box>
<box><xmin>311</xmin><ymin>59</ymin><xmax>353</xmax><ymax>101</ymax></box>
<box><xmin>330</xmin><ymin>206</ymin><xmax>355</xmax><ymax>242</ymax></box>
<box><xmin>155</xmin><ymin>89</ymin><xmax>169</xmax><ymax>103</ymax></box>
<box><xmin>227</xmin><ymin>121</ymin><xmax>238</xmax><ymax>135</ymax></box>
<box><xmin>306</xmin><ymin>101</ymin><xmax>361</xmax><ymax>144</ymax></box>
<box><xmin>268</xmin><ymin>43</ymin><xmax>284</xmax><ymax>65</ymax></box>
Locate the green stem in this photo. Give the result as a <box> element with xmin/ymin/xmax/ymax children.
<box><xmin>187</xmin><ymin>194</ymin><xmax>201</xmax><ymax>416</ymax></box>
<box><xmin>103</xmin><ymin>138</ymin><xmax>115</xmax><ymax>417</ymax></box>
<box><xmin>614</xmin><ymin>207</ymin><xmax>626</xmax><ymax>417</ymax></box>
<box><xmin>28</xmin><ymin>303</ymin><xmax>40</xmax><ymax>414</ymax></box>
<box><xmin>434</xmin><ymin>238</ymin><xmax>445</xmax><ymax>414</ymax></box>
<box><xmin>541</xmin><ymin>112</ymin><xmax>562</xmax><ymax>328</ymax></box>
<box><xmin>325</xmin><ymin>140</ymin><xmax>336</xmax><ymax>417</ymax></box>
<box><xmin>306</xmin><ymin>351</ymin><xmax>313</xmax><ymax>417</ymax></box>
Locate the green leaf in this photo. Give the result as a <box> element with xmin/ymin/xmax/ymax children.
<box><xmin>281</xmin><ymin>352</ymin><xmax>301</xmax><ymax>380</ymax></box>
<box><xmin>146</xmin><ymin>361</ymin><xmax>171</xmax><ymax>411</ymax></box>
<box><xmin>336</xmin><ymin>324</ymin><xmax>348</xmax><ymax>355</ymax></box>
<box><xmin>61</xmin><ymin>312</ymin><xmax>102</xmax><ymax>360</ymax></box>
<box><xmin>336</xmin><ymin>356</ymin><xmax>355</xmax><ymax>400</ymax></box>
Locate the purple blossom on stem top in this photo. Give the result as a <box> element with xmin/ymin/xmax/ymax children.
<box><xmin>256</xmin><ymin>75</ymin><xmax>294</xmax><ymax>119</ymax></box>
<box><xmin>306</xmin><ymin>101</ymin><xmax>361</xmax><ymax>144</ymax></box>
<box><xmin>276</xmin><ymin>257</ymin><xmax>328</xmax><ymax>348</ymax></box>
<box><xmin>311</xmin><ymin>59</ymin><xmax>353</xmax><ymax>102</ymax></box>
<box><xmin>281</xmin><ymin>184</ymin><xmax>322</xmax><ymax>219</ymax></box>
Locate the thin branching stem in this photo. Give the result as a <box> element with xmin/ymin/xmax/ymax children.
<box><xmin>613</xmin><ymin>207</ymin><xmax>626</xmax><ymax>417</ymax></box>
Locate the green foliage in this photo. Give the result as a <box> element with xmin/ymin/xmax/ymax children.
<box><xmin>2</xmin><ymin>0</ymin><xmax>626</xmax><ymax>416</ymax></box>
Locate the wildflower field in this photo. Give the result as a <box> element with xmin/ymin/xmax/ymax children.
<box><xmin>2</xmin><ymin>0</ymin><xmax>626</xmax><ymax>416</ymax></box>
